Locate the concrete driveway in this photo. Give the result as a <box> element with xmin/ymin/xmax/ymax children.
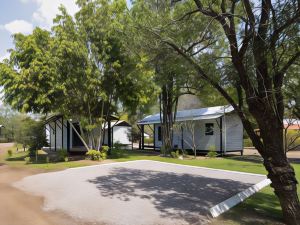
<box><xmin>14</xmin><ymin>160</ymin><xmax>268</xmax><ymax>225</ymax></box>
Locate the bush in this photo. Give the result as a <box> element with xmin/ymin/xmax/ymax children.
<box><xmin>144</xmin><ymin>137</ymin><xmax>153</xmax><ymax>144</ymax></box>
<box><xmin>101</xmin><ymin>146</ymin><xmax>109</xmax><ymax>160</ymax></box>
<box><xmin>24</xmin><ymin>157</ymin><xmax>31</xmax><ymax>164</ymax></box>
<box><xmin>57</xmin><ymin>149</ymin><xmax>68</xmax><ymax>162</ymax></box>
<box><xmin>171</xmin><ymin>150</ymin><xmax>180</xmax><ymax>158</ymax></box>
<box><xmin>86</xmin><ymin>150</ymin><xmax>102</xmax><ymax>161</ymax></box>
<box><xmin>206</xmin><ymin>145</ymin><xmax>218</xmax><ymax>158</ymax></box>
<box><xmin>86</xmin><ymin>146</ymin><xmax>109</xmax><ymax>161</ymax></box>
<box><xmin>244</xmin><ymin>138</ymin><xmax>253</xmax><ymax>147</ymax></box>
<box><xmin>113</xmin><ymin>142</ymin><xmax>122</xmax><ymax>150</ymax></box>
<box><xmin>7</xmin><ymin>149</ymin><xmax>13</xmax><ymax>157</ymax></box>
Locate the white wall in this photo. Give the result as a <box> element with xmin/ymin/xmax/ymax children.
<box><xmin>103</xmin><ymin>126</ymin><xmax>132</xmax><ymax>146</ymax></box>
<box><xmin>153</xmin><ymin>115</ymin><xmax>243</xmax><ymax>151</ymax></box>
<box><xmin>113</xmin><ymin>126</ymin><xmax>131</xmax><ymax>145</ymax></box>
<box><xmin>223</xmin><ymin>114</ymin><xmax>243</xmax><ymax>151</ymax></box>
<box><xmin>47</xmin><ymin>118</ymin><xmax>69</xmax><ymax>150</ymax></box>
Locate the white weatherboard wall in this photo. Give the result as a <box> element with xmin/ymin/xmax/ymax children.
<box><xmin>113</xmin><ymin>126</ymin><xmax>131</xmax><ymax>145</ymax></box>
<box><xmin>223</xmin><ymin>114</ymin><xmax>243</xmax><ymax>152</ymax></box>
<box><xmin>103</xmin><ymin>126</ymin><xmax>132</xmax><ymax>146</ymax></box>
<box><xmin>153</xmin><ymin>114</ymin><xmax>243</xmax><ymax>151</ymax></box>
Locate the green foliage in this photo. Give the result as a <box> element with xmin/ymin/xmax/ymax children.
<box><xmin>144</xmin><ymin>137</ymin><xmax>153</xmax><ymax>144</ymax></box>
<box><xmin>24</xmin><ymin>156</ymin><xmax>31</xmax><ymax>164</ymax></box>
<box><xmin>57</xmin><ymin>149</ymin><xmax>68</xmax><ymax>162</ymax></box>
<box><xmin>244</xmin><ymin>138</ymin><xmax>253</xmax><ymax>147</ymax></box>
<box><xmin>7</xmin><ymin>149</ymin><xmax>13</xmax><ymax>157</ymax></box>
<box><xmin>171</xmin><ymin>150</ymin><xmax>180</xmax><ymax>159</ymax></box>
<box><xmin>206</xmin><ymin>145</ymin><xmax>218</xmax><ymax>158</ymax></box>
<box><xmin>286</xmin><ymin>130</ymin><xmax>300</xmax><ymax>151</ymax></box>
<box><xmin>86</xmin><ymin>150</ymin><xmax>102</xmax><ymax>161</ymax></box>
<box><xmin>101</xmin><ymin>145</ymin><xmax>109</xmax><ymax>159</ymax></box>
<box><xmin>26</xmin><ymin>118</ymin><xmax>48</xmax><ymax>152</ymax></box>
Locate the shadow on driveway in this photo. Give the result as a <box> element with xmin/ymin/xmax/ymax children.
<box><xmin>88</xmin><ymin>167</ymin><xmax>252</xmax><ymax>224</ymax></box>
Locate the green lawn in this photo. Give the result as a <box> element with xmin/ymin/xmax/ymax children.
<box><xmin>1</xmin><ymin>146</ymin><xmax>94</xmax><ymax>170</ymax></box>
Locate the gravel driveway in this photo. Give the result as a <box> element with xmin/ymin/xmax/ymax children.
<box><xmin>14</xmin><ymin>160</ymin><xmax>267</xmax><ymax>225</ymax></box>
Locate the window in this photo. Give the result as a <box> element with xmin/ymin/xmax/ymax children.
<box><xmin>205</xmin><ymin>123</ymin><xmax>214</xmax><ymax>135</ymax></box>
<box><xmin>158</xmin><ymin>126</ymin><xmax>162</xmax><ymax>141</ymax></box>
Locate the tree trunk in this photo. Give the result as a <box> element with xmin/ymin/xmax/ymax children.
<box><xmin>264</xmin><ymin>155</ymin><xmax>300</xmax><ymax>224</ymax></box>
<box><xmin>161</xmin><ymin>85</ymin><xmax>173</xmax><ymax>155</ymax></box>
<box><xmin>253</xmin><ymin>110</ymin><xmax>300</xmax><ymax>224</ymax></box>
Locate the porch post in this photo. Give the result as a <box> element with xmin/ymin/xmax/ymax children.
<box><xmin>108</xmin><ymin>120</ymin><xmax>112</xmax><ymax>154</ymax></box>
<box><xmin>181</xmin><ymin>126</ymin><xmax>184</xmax><ymax>149</ymax></box>
<box><xmin>137</xmin><ymin>125</ymin><xmax>141</xmax><ymax>150</ymax></box>
<box><xmin>49</xmin><ymin>125</ymin><xmax>52</xmax><ymax>151</ymax></box>
<box><xmin>220</xmin><ymin>117</ymin><xmax>223</xmax><ymax>156</ymax></box>
<box><xmin>67</xmin><ymin>121</ymin><xmax>70</xmax><ymax>152</ymax></box>
<box><xmin>61</xmin><ymin>117</ymin><xmax>64</xmax><ymax>150</ymax></box>
<box><xmin>141</xmin><ymin>125</ymin><xmax>145</xmax><ymax>150</ymax></box>
<box><xmin>153</xmin><ymin>124</ymin><xmax>156</xmax><ymax>150</ymax></box>
<box><xmin>54</xmin><ymin>120</ymin><xmax>57</xmax><ymax>151</ymax></box>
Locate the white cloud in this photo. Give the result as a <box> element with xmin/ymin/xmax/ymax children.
<box><xmin>21</xmin><ymin>0</ymin><xmax>79</xmax><ymax>29</ymax></box>
<box><xmin>3</xmin><ymin>20</ymin><xmax>33</xmax><ymax>34</ymax></box>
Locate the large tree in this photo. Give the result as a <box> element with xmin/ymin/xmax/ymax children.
<box><xmin>0</xmin><ymin>1</ymin><xmax>156</xmax><ymax>151</ymax></box>
<box><xmin>129</xmin><ymin>0</ymin><xmax>300</xmax><ymax>223</ymax></box>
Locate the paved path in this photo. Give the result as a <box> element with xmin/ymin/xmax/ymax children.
<box><xmin>15</xmin><ymin>160</ymin><xmax>267</xmax><ymax>225</ymax></box>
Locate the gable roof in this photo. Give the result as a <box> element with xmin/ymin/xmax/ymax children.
<box><xmin>138</xmin><ymin>105</ymin><xmax>234</xmax><ymax>125</ymax></box>
<box><xmin>104</xmin><ymin>120</ymin><xmax>131</xmax><ymax>128</ymax></box>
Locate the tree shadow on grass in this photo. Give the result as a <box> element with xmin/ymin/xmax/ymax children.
<box><xmin>218</xmin><ymin>191</ymin><xmax>284</xmax><ymax>225</ymax></box>
<box><xmin>227</xmin><ymin>155</ymin><xmax>264</xmax><ymax>164</ymax></box>
<box><xmin>88</xmin><ymin>167</ymin><xmax>254</xmax><ymax>225</ymax></box>
<box><xmin>109</xmin><ymin>149</ymin><xmax>159</xmax><ymax>160</ymax></box>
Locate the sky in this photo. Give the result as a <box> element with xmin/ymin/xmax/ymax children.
<box><xmin>0</xmin><ymin>0</ymin><xmax>131</xmax><ymax>62</ymax></box>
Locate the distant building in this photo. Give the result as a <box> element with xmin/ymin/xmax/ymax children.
<box><xmin>283</xmin><ymin>119</ymin><xmax>300</xmax><ymax>130</ymax></box>
<box><xmin>45</xmin><ymin>115</ymin><xmax>132</xmax><ymax>152</ymax></box>
<box><xmin>138</xmin><ymin>105</ymin><xmax>243</xmax><ymax>155</ymax></box>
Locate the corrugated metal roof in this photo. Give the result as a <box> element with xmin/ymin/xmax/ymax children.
<box><xmin>138</xmin><ymin>105</ymin><xmax>234</xmax><ymax>124</ymax></box>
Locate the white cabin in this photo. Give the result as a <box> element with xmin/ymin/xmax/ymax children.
<box><xmin>45</xmin><ymin>115</ymin><xmax>132</xmax><ymax>152</ymax></box>
<box><xmin>137</xmin><ymin>105</ymin><xmax>244</xmax><ymax>155</ymax></box>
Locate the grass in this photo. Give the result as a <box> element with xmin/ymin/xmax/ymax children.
<box><xmin>1</xmin><ymin>144</ymin><xmax>95</xmax><ymax>170</ymax></box>
<box><xmin>1</xmin><ymin>145</ymin><xmax>299</xmax><ymax>223</ymax></box>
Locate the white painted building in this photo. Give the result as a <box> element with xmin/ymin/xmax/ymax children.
<box><xmin>45</xmin><ymin>115</ymin><xmax>132</xmax><ymax>152</ymax></box>
<box><xmin>137</xmin><ymin>105</ymin><xmax>244</xmax><ymax>155</ymax></box>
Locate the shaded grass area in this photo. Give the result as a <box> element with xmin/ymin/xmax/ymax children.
<box><xmin>1</xmin><ymin>144</ymin><xmax>94</xmax><ymax>170</ymax></box>
<box><xmin>110</xmin><ymin>149</ymin><xmax>299</xmax><ymax>224</ymax></box>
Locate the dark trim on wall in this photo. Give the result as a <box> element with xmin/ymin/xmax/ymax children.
<box><xmin>153</xmin><ymin>124</ymin><xmax>156</xmax><ymax>149</ymax></box>
<box><xmin>141</xmin><ymin>125</ymin><xmax>145</xmax><ymax>150</ymax></box>
<box><xmin>220</xmin><ymin>116</ymin><xmax>223</xmax><ymax>155</ymax></box>
<box><xmin>181</xmin><ymin>126</ymin><xmax>184</xmax><ymax>149</ymax></box>
<box><xmin>112</xmin><ymin>126</ymin><xmax>114</xmax><ymax>149</ymax></box>
<box><xmin>61</xmin><ymin>117</ymin><xmax>64</xmax><ymax>149</ymax></box>
<box><xmin>108</xmin><ymin>120</ymin><xmax>111</xmax><ymax>154</ymax></box>
<box><xmin>54</xmin><ymin>120</ymin><xmax>57</xmax><ymax>151</ymax></box>
<box><xmin>67</xmin><ymin>121</ymin><xmax>70</xmax><ymax>152</ymax></box>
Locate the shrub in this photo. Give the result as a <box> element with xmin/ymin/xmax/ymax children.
<box><xmin>24</xmin><ymin>157</ymin><xmax>31</xmax><ymax>164</ymax></box>
<box><xmin>144</xmin><ymin>137</ymin><xmax>153</xmax><ymax>144</ymax></box>
<box><xmin>171</xmin><ymin>150</ymin><xmax>180</xmax><ymax>158</ymax></box>
<box><xmin>206</xmin><ymin>145</ymin><xmax>218</xmax><ymax>158</ymax></box>
<box><xmin>101</xmin><ymin>146</ymin><xmax>109</xmax><ymax>160</ymax></box>
<box><xmin>7</xmin><ymin>149</ymin><xmax>13</xmax><ymax>157</ymax></box>
<box><xmin>244</xmin><ymin>138</ymin><xmax>253</xmax><ymax>147</ymax></box>
<box><xmin>86</xmin><ymin>150</ymin><xmax>102</xmax><ymax>161</ymax></box>
<box><xmin>113</xmin><ymin>142</ymin><xmax>122</xmax><ymax>150</ymax></box>
<box><xmin>57</xmin><ymin>149</ymin><xmax>68</xmax><ymax>162</ymax></box>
